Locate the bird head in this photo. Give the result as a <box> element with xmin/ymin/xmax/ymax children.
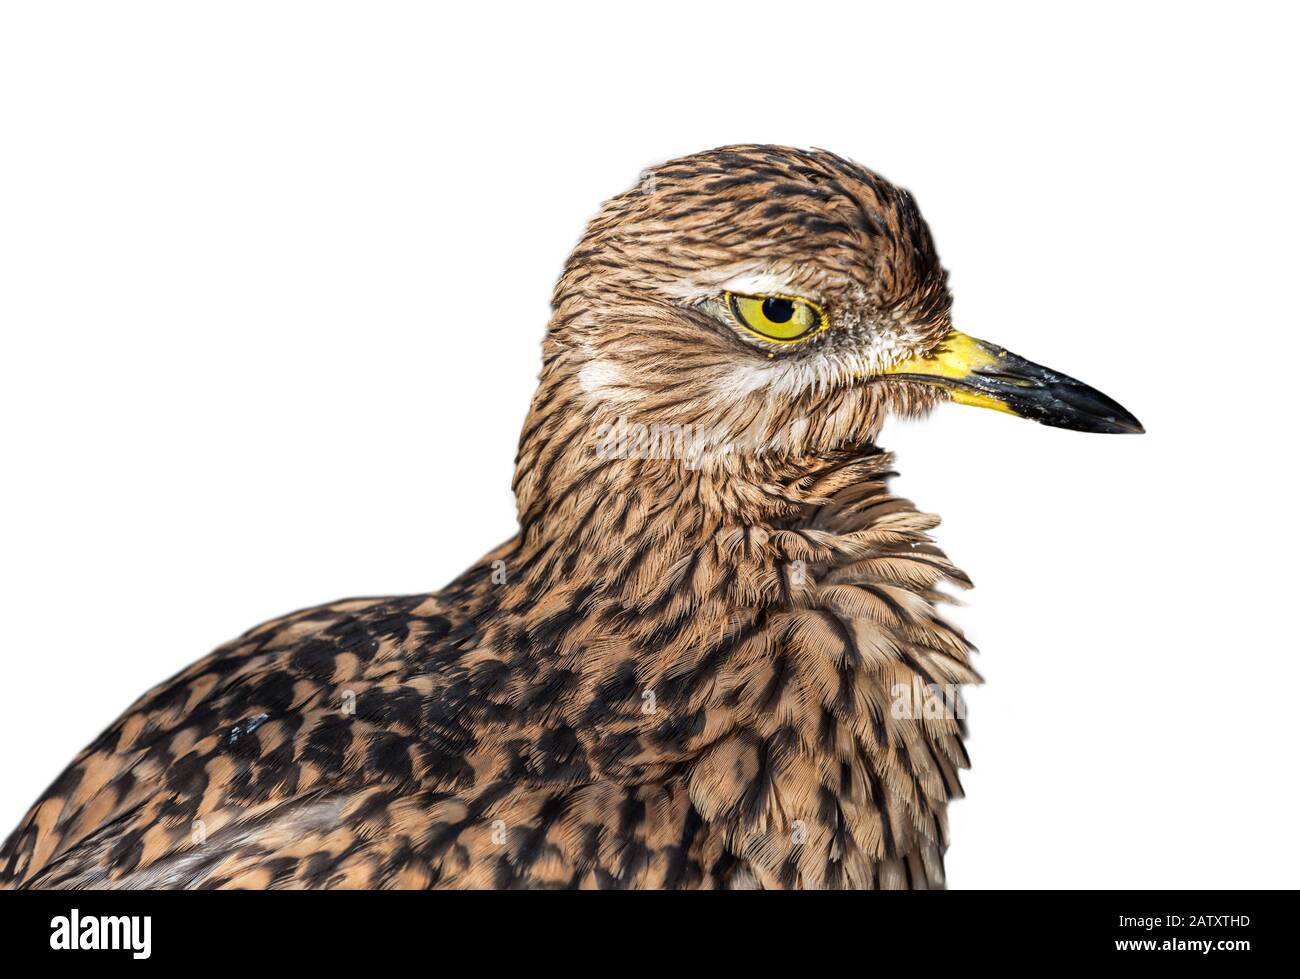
<box><xmin>523</xmin><ymin>146</ymin><xmax>1140</xmax><ymax>513</ymax></box>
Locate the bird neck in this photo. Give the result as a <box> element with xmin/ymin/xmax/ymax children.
<box><xmin>453</xmin><ymin>433</ymin><xmax>974</xmax><ymax>730</ymax></box>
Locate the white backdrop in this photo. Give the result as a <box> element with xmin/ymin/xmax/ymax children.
<box><xmin>2</xmin><ymin>2</ymin><xmax>1296</xmax><ymax>888</ymax></box>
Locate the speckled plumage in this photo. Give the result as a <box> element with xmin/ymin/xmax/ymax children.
<box><xmin>1</xmin><ymin>145</ymin><xmax>1113</xmax><ymax>889</ymax></box>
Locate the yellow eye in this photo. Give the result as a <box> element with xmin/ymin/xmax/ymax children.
<box><xmin>726</xmin><ymin>293</ymin><xmax>827</xmax><ymax>343</ymax></box>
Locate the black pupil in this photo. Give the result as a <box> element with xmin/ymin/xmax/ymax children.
<box><xmin>762</xmin><ymin>298</ymin><xmax>795</xmax><ymax>324</ymax></box>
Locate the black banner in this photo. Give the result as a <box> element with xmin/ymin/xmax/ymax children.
<box><xmin>0</xmin><ymin>889</ymin><xmax>1281</xmax><ymax>967</ymax></box>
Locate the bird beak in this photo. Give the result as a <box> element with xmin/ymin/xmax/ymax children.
<box><xmin>881</xmin><ymin>331</ymin><xmax>1144</xmax><ymax>434</ymax></box>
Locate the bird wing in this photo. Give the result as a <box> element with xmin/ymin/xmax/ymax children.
<box><xmin>0</xmin><ymin>591</ymin><xmax>729</xmax><ymax>889</ymax></box>
<box><xmin>0</xmin><ymin>593</ymin><xmax>466</xmax><ymax>888</ymax></box>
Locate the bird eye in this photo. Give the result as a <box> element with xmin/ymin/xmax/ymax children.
<box><xmin>726</xmin><ymin>292</ymin><xmax>826</xmax><ymax>343</ymax></box>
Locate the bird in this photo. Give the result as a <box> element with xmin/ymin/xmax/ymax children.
<box><xmin>0</xmin><ymin>145</ymin><xmax>1141</xmax><ymax>889</ymax></box>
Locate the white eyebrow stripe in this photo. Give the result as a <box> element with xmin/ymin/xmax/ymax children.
<box><xmin>660</xmin><ymin>264</ymin><xmax>817</xmax><ymax>302</ymax></box>
<box><xmin>717</xmin><ymin>271</ymin><xmax>801</xmax><ymax>296</ymax></box>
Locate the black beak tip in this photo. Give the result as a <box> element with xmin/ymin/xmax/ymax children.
<box><xmin>1113</xmin><ymin>414</ymin><xmax>1145</xmax><ymax>435</ymax></box>
<box><xmin>1045</xmin><ymin>390</ymin><xmax>1145</xmax><ymax>434</ymax></box>
<box><xmin>1088</xmin><ymin>416</ymin><xmax>1145</xmax><ymax>435</ymax></box>
<box><xmin>1072</xmin><ymin>391</ymin><xmax>1144</xmax><ymax>435</ymax></box>
<box><xmin>976</xmin><ymin>360</ymin><xmax>1145</xmax><ymax>435</ymax></box>
<box><xmin>981</xmin><ymin>354</ymin><xmax>1145</xmax><ymax>435</ymax></box>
